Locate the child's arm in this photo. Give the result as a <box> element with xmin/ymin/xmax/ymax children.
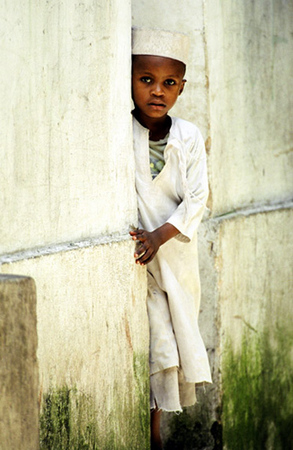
<box><xmin>164</xmin><ymin>128</ymin><xmax>209</xmax><ymax>242</ymax></box>
<box><xmin>130</xmin><ymin>223</ymin><xmax>179</xmax><ymax>266</ymax></box>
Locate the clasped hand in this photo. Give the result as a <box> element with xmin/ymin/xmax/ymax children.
<box><xmin>129</xmin><ymin>229</ymin><xmax>160</xmax><ymax>266</ymax></box>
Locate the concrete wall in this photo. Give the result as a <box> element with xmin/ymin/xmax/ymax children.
<box><xmin>205</xmin><ymin>0</ymin><xmax>293</xmax><ymax>216</ymax></box>
<box><xmin>1</xmin><ymin>0</ymin><xmax>136</xmax><ymax>255</ymax></box>
<box><xmin>1</xmin><ymin>244</ymin><xmax>149</xmax><ymax>448</ymax></box>
<box><xmin>218</xmin><ymin>207</ymin><xmax>293</xmax><ymax>449</ymax></box>
<box><xmin>203</xmin><ymin>2</ymin><xmax>293</xmax><ymax>447</ymax></box>
<box><xmin>132</xmin><ymin>1</ymin><xmax>293</xmax><ymax>449</ymax></box>
<box><xmin>0</xmin><ymin>275</ymin><xmax>39</xmax><ymax>450</ymax></box>
<box><xmin>1</xmin><ymin>0</ymin><xmax>149</xmax><ymax>448</ymax></box>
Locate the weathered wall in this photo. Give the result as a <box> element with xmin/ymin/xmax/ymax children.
<box><xmin>204</xmin><ymin>2</ymin><xmax>293</xmax><ymax>448</ymax></box>
<box><xmin>0</xmin><ymin>275</ymin><xmax>39</xmax><ymax>450</ymax></box>
<box><xmin>0</xmin><ymin>0</ymin><xmax>136</xmax><ymax>255</ymax></box>
<box><xmin>1</xmin><ymin>243</ymin><xmax>149</xmax><ymax>448</ymax></box>
<box><xmin>219</xmin><ymin>207</ymin><xmax>293</xmax><ymax>450</ymax></box>
<box><xmin>132</xmin><ymin>0</ymin><xmax>293</xmax><ymax>449</ymax></box>
<box><xmin>205</xmin><ymin>1</ymin><xmax>293</xmax><ymax>216</ymax></box>
<box><xmin>1</xmin><ymin>0</ymin><xmax>149</xmax><ymax>448</ymax></box>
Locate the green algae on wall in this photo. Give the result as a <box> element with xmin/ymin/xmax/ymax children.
<box><xmin>222</xmin><ymin>325</ymin><xmax>293</xmax><ymax>450</ymax></box>
<box><xmin>133</xmin><ymin>351</ymin><xmax>150</xmax><ymax>448</ymax></box>
<box><xmin>40</xmin><ymin>387</ymin><xmax>99</xmax><ymax>450</ymax></box>
<box><xmin>40</xmin><ymin>353</ymin><xmax>150</xmax><ymax>449</ymax></box>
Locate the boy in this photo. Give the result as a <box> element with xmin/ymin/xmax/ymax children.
<box><xmin>130</xmin><ymin>28</ymin><xmax>212</xmax><ymax>449</ymax></box>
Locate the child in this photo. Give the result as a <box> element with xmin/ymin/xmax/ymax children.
<box><xmin>130</xmin><ymin>28</ymin><xmax>212</xmax><ymax>449</ymax></box>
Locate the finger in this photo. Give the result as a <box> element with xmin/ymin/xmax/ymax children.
<box><xmin>134</xmin><ymin>249</ymin><xmax>146</xmax><ymax>259</ymax></box>
<box><xmin>134</xmin><ymin>242</ymin><xmax>146</xmax><ymax>258</ymax></box>
<box><xmin>130</xmin><ymin>229</ymin><xmax>146</xmax><ymax>241</ymax></box>
<box><xmin>133</xmin><ymin>234</ymin><xmax>147</xmax><ymax>243</ymax></box>
<box><xmin>137</xmin><ymin>247</ymin><xmax>153</xmax><ymax>265</ymax></box>
<box><xmin>130</xmin><ymin>228</ymin><xmax>144</xmax><ymax>234</ymax></box>
<box><xmin>135</xmin><ymin>231</ymin><xmax>147</xmax><ymax>242</ymax></box>
<box><xmin>130</xmin><ymin>230</ymin><xmax>140</xmax><ymax>239</ymax></box>
<box><xmin>135</xmin><ymin>247</ymin><xmax>147</xmax><ymax>260</ymax></box>
<box><xmin>141</xmin><ymin>249</ymin><xmax>157</xmax><ymax>265</ymax></box>
<box><xmin>135</xmin><ymin>248</ymin><xmax>148</xmax><ymax>264</ymax></box>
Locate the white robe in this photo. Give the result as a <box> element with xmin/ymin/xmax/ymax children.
<box><xmin>133</xmin><ymin>116</ymin><xmax>212</xmax><ymax>410</ymax></box>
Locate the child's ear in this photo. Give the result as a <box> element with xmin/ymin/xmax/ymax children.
<box><xmin>179</xmin><ymin>79</ymin><xmax>187</xmax><ymax>96</ymax></box>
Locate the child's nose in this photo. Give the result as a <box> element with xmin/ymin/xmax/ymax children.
<box><xmin>151</xmin><ymin>83</ymin><xmax>164</xmax><ymax>96</ymax></box>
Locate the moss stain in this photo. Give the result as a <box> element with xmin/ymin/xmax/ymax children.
<box><xmin>133</xmin><ymin>351</ymin><xmax>150</xmax><ymax>448</ymax></box>
<box><xmin>222</xmin><ymin>324</ymin><xmax>293</xmax><ymax>450</ymax></box>
<box><xmin>40</xmin><ymin>387</ymin><xmax>99</xmax><ymax>450</ymax></box>
<box><xmin>40</xmin><ymin>352</ymin><xmax>150</xmax><ymax>449</ymax></box>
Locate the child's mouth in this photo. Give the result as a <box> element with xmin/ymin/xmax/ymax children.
<box><xmin>148</xmin><ymin>102</ymin><xmax>166</xmax><ymax>110</ymax></box>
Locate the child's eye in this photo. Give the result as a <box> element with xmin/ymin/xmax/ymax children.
<box><xmin>165</xmin><ymin>79</ymin><xmax>176</xmax><ymax>86</ymax></box>
<box><xmin>140</xmin><ymin>77</ymin><xmax>152</xmax><ymax>84</ymax></box>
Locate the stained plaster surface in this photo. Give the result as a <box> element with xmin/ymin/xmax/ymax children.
<box><xmin>0</xmin><ymin>275</ymin><xmax>39</xmax><ymax>450</ymax></box>
<box><xmin>1</xmin><ymin>239</ymin><xmax>149</xmax><ymax>447</ymax></box>
<box><xmin>217</xmin><ymin>207</ymin><xmax>293</xmax><ymax>449</ymax></box>
<box><xmin>0</xmin><ymin>0</ymin><xmax>135</xmax><ymax>255</ymax></box>
<box><xmin>204</xmin><ymin>0</ymin><xmax>293</xmax><ymax>215</ymax></box>
<box><xmin>217</xmin><ymin>206</ymin><xmax>293</xmax><ymax>353</ymax></box>
<box><xmin>197</xmin><ymin>203</ymin><xmax>293</xmax><ymax>387</ymax></box>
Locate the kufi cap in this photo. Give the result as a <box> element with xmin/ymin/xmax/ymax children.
<box><xmin>132</xmin><ymin>27</ymin><xmax>189</xmax><ymax>65</ymax></box>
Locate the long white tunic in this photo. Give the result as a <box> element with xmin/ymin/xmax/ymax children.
<box><xmin>133</xmin><ymin>116</ymin><xmax>212</xmax><ymax>410</ymax></box>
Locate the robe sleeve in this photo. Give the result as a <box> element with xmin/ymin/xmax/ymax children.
<box><xmin>166</xmin><ymin>130</ymin><xmax>209</xmax><ymax>242</ymax></box>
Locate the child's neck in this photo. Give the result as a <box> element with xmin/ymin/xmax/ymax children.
<box><xmin>134</xmin><ymin>110</ymin><xmax>171</xmax><ymax>141</ymax></box>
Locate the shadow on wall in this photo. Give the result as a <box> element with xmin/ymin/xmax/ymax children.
<box><xmin>162</xmin><ymin>385</ymin><xmax>222</xmax><ymax>450</ymax></box>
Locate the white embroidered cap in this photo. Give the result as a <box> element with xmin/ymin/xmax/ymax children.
<box><xmin>132</xmin><ymin>27</ymin><xmax>189</xmax><ymax>65</ymax></box>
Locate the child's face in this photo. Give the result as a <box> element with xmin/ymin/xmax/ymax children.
<box><xmin>132</xmin><ymin>55</ymin><xmax>186</xmax><ymax>122</ymax></box>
